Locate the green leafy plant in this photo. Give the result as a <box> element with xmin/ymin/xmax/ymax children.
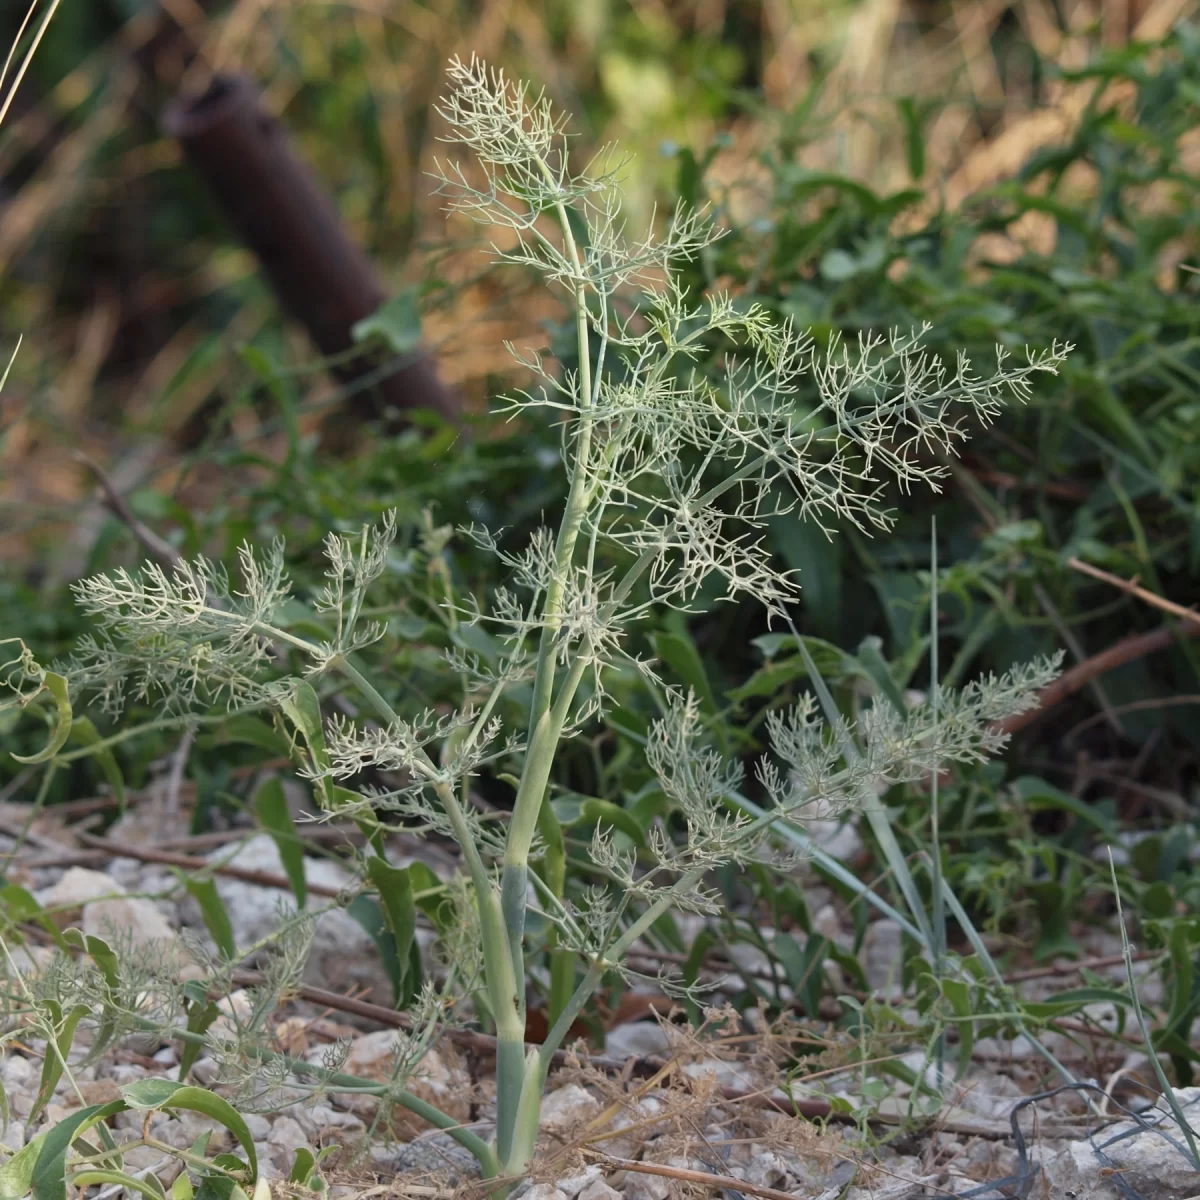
<box><xmin>5</xmin><ymin>56</ymin><xmax>1071</xmax><ymax>1191</ymax></box>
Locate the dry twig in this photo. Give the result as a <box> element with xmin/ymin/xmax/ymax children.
<box><xmin>73</xmin><ymin>451</ymin><xmax>182</xmax><ymax>568</ymax></box>
<box><xmin>1068</xmin><ymin>557</ymin><xmax>1200</xmax><ymax>628</ymax></box>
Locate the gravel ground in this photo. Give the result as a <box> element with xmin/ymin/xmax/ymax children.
<box><xmin>3</xmin><ymin>811</ymin><xmax>1199</xmax><ymax>1200</ymax></box>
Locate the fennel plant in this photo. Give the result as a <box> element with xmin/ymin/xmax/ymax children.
<box><xmin>3</xmin><ymin>56</ymin><xmax>1072</xmax><ymax>1190</ymax></box>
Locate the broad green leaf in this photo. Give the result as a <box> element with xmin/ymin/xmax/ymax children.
<box><xmin>939</xmin><ymin>977</ymin><xmax>974</xmax><ymax>1071</ymax></box>
<box><xmin>120</xmin><ymin>1078</ymin><xmax>189</xmax><ymax>1108</ymax></box>
<box><xmin>605</xmin><ymin>704</ymin><xmax>648</xmax><ymax>743</ymax></box>
<box><xmin>70</xmin><ymin>1170</ymin><xmax>166</xmax><ymax>1200</ymax></box>
<box><xmin>194</xmin><ymin>1171</ymin><xmax>248</xmax><ymax>1200</ymax></box>
<box><xmin>0</xmin><ymin>1132</ymin><xmax>44</xmax><ymax>1199</ymax></box>
<box><xmin>774</xmin><ymin>933</ymin><xmax>829</xmax><ymax>1019</ymax></box>
<box><xmin>535</xmin><ymin>798</ymin><xmax>565</xmax><ymax>897</ymax></box>
<box><xmin>1166</xmin><ymin>921</ymin><xmax>1196</xmax><ymax>1033</ymax></box>
<box><xmin>1141</xmin><ymin>880</ymin><xmax>1173</xmax><ymax>919</ymax></box>
<box><xmin>61</xmin><ymin>930</ymin><xmax>120</xmax><ymax>1056</ymax></box>
<box><xmin>1028</xmin><ymin>879</ymin><xmax>1079</xmax><ymax>962</ymax></box>
<box><xmin>288</xmin><ymin>1147</ymin><xmax>317</xmax><ymax>1186</ymax></box>
<box><xmin>0</xmin><ymin>884</ymin><xmax>69</xmax><ymax>949</ymax></box>
<box><xmin>627</xmin><ymin>788</ymin><xmax>669</xmax><ymax>829</ymax></box>
<box><xmin>30</xmin><ymin>1101</ymin><xmax>125</xmax><ymax>1200</ymax></box>
<box><xmin>827</xmin><ymin>941</ymin><xmax>869</xmax><ymax>992</ymax></box>
<box><xmin>12</xmin><ymin>674</ymin><xmax>72</xmax><ymax>764</ymax></box>
<box><xmin>179</xmin><ymin>983</ymin><xmax>220</xmax><ymax>1081</ymax></box>
<box><xmin>819</xmin><ymin>248</ymin><xmax>858</xmax><ymax>282</ymax></box>
<box><xmin>29</xmin><ymin>1002</ymin><xmax>90</xmax><ymax>1124</ymax></box>
<box><xmin>352</xmin><ymin>288</ymin><xmax>422</xmax><ymax>355</ymax></box>
<box><xmin>185</xmin><ymin>877</ymin><xmax>236</xmax><ymax>960</ymax></box>
<box><xmin>766</xmin><ymin>507</ymin><xmax>842</xmax><ymax>640</ymax></box>
<box><xmin>449</xmin><ymin>622</ymin><xmax>503</xmax><ymax>665</ymax></box>
<box><xmin>854</xmin><ymin>636</ymin><xmax>908</xmax><ymax>717</ymax></box>
<box><xmin>279</xmin><ymin>687</ymin><xmax>379</xmax><ymax>847</ymax></box>
<box><xmin>254</xmin><ymin>777</ymin><xmax>307</xmax><ymax>906</ymax></box>
<box><xmin>119</xmin><ymin>1081</ymin><xmax>257</xmax><ymax>1182</ymax></box>
<box><xmin>405</xmin><ymin>861</ymin><xmax>451</xmax><ymax>933</ymax></box>
<box><xmin>344</xmin><ymin>895</ymin><xmax>403</xmax><ymax>1005</ymax></box>
<box><xmin>365</xmin><ymin>857</ymin><xmax>420</xmax><ymax>1007</ymax></box>
<box><xmin>1044</xmin><ymin>986</ymin><xmax>1132</xmax><ymax>1008</ymax></box>
<box><xmin>278</xmin><ymin>683</ymin><xmax>330</xmax><ymax>795</ymax></box>
<box><xmin>1010</xmin><ymin>777</ymin><xmax>1116</xmax><ymax>836</ymax></box>
<box><xmin>730</xmin><ymin>636</ymin><xmax>861</xmax><ymax>703</ymax></box>
<box><xmin>1159</xmin><ymin>922</ymin><xmax>1200</xmax><ymax>1084</ymax></box>
<box><xmin>554</xmin><ymin>795</ymin><xmax>645</xmax><ymax>848</ymax></box>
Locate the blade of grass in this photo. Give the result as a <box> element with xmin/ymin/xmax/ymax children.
<box><xmin>936</xmin><ymin>873</ymin><xmax>1083</xmax><ymax>1093</ymax></box>
<box><xmin>0</xmin><ymin>0</ymin><xmax>62</xmax><ymax>128</ymax></box>
<box><xmin>723</xmin><ymin>787</ymin><xmax>924</xmax><ymax>941</ymax></box>
<box><xmin>793</xmin><ymin>627</ymin><xmax>936</xmax><ymax>949</ymax></box>
<box><xmin>1108</xmin><ymin>847</ymin><xmax>1200</xmax><ymax>1165</ymax></box>
<box><xmin>930</xmin><ymin>517</ymin><xmax>946</xmax><ymax>1090</ymax></box>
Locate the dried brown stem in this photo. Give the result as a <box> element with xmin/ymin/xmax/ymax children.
<box><xmin>585</xmin><ymin>1152</ymin><xmax>811</xmax><ymax>1200</ymax></box>
<box><xmin>76</xmin><ymin>832</ymin><xmax>344</xmax><ymax>898</ymax></box>
<box><xmin>1004</xmin><ymin>950</ymin><xmax>1155</xmax><ymax>983</ymax></box>
<box><xmin>1068</xmin><ymin>557</ymin><xmax>1200</xmax><ymax>628</ymax></box>
<box><xmin>73</xmin><ymin>452</ymin><xmax>182</xmax><ymax>568</ymax></box>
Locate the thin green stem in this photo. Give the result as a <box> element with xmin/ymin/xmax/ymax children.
<box><xmin>54</xmin><ymin>711</ymin><xmax>253</xmax><ymax>763</ymax></box>
<box><xmin>331</xmin><ymin>656</ymin><xmax>522</xmax><ymax>1064</ymax></box>
<box><xmin>330</xmin><ymin>655</ymin><xmax>399</xmax><ymax>727</ymax></box>
<box><xmin>929</xmin><ymin>517</ymin><xmax>946</xmax><ymax>1090</ymax></box>
<box><xmin>536</xmin><ymin>864</ymin><xmax>707</xmax><ymax>1073</ymax></box>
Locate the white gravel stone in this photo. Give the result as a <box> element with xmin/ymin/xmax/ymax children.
<box><xmin>192</xmin><ymin>835</ymin><xmax>391</xmax><ymax>1004</ymax></box>
<box><xmin>83</xmin><ymin>896</ymin><xmax>179</xmax><ymax>954</ymax></box>
<box><xmin>576</xmin><ymin>1180</ymin><xmax>621</xmax><ymax>1200</ymax></box>
<box><xmin>0</xmin><ymin>1118</ymin><xmax>25</xmax><ymax>1150</ymax></box>
<box><xmin>1</xmin><ymin>1054</ymin><xmax>33</xmax><ymax>1090</ymax></box>
<box><xmin>267</xmin><ymin>1115</ymin><xmax>310</xmax><ymax>1172</ymax></box>
<box><xmin>862</xmin><ymin>918</ymin><xmax>904</xmax><ymax>991</ymax></box>
<box><xmin>525</xmin><ymin>1187</ymin><xmax>567</xmax><ymax>1200</ymax></box>
<box><xmin>538</xmin><ymin>1083</ymin><xmax>600</xmax><ymax>1132</ymax></box>
<box><xmin>243</xmin><ymin>1114</ymin><xmax>272</xmax><ymax>1141</ymax></box>
<box><xmin>555</xmin><ymin>1165</ymin><xmax>600</xmax><ymax>1196</ymax></box>
<box><xmin>603</xmin><ymin>1022</ymin><xmax>672</xmax><ymax>1060</ymax></box>
<box><xmin>36</xmin><ymin>867</ymin><xmax>125</xmax><ymax>909</ymax></box>
<box><xmin>1040</xmin><ymin>1089</ymin><xmax>1200</xmax><ymax>1199</ymax></box>
<box><xmin>622</xmin><ymin>1173</ymin><xmax>670</xmax><ymax>1200</ymax></box>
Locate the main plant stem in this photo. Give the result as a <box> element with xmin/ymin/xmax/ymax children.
<box><xmin>494</xmin><ymin>172</ymin><xmax>598</xmax><ymax>1168</ymax></box>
